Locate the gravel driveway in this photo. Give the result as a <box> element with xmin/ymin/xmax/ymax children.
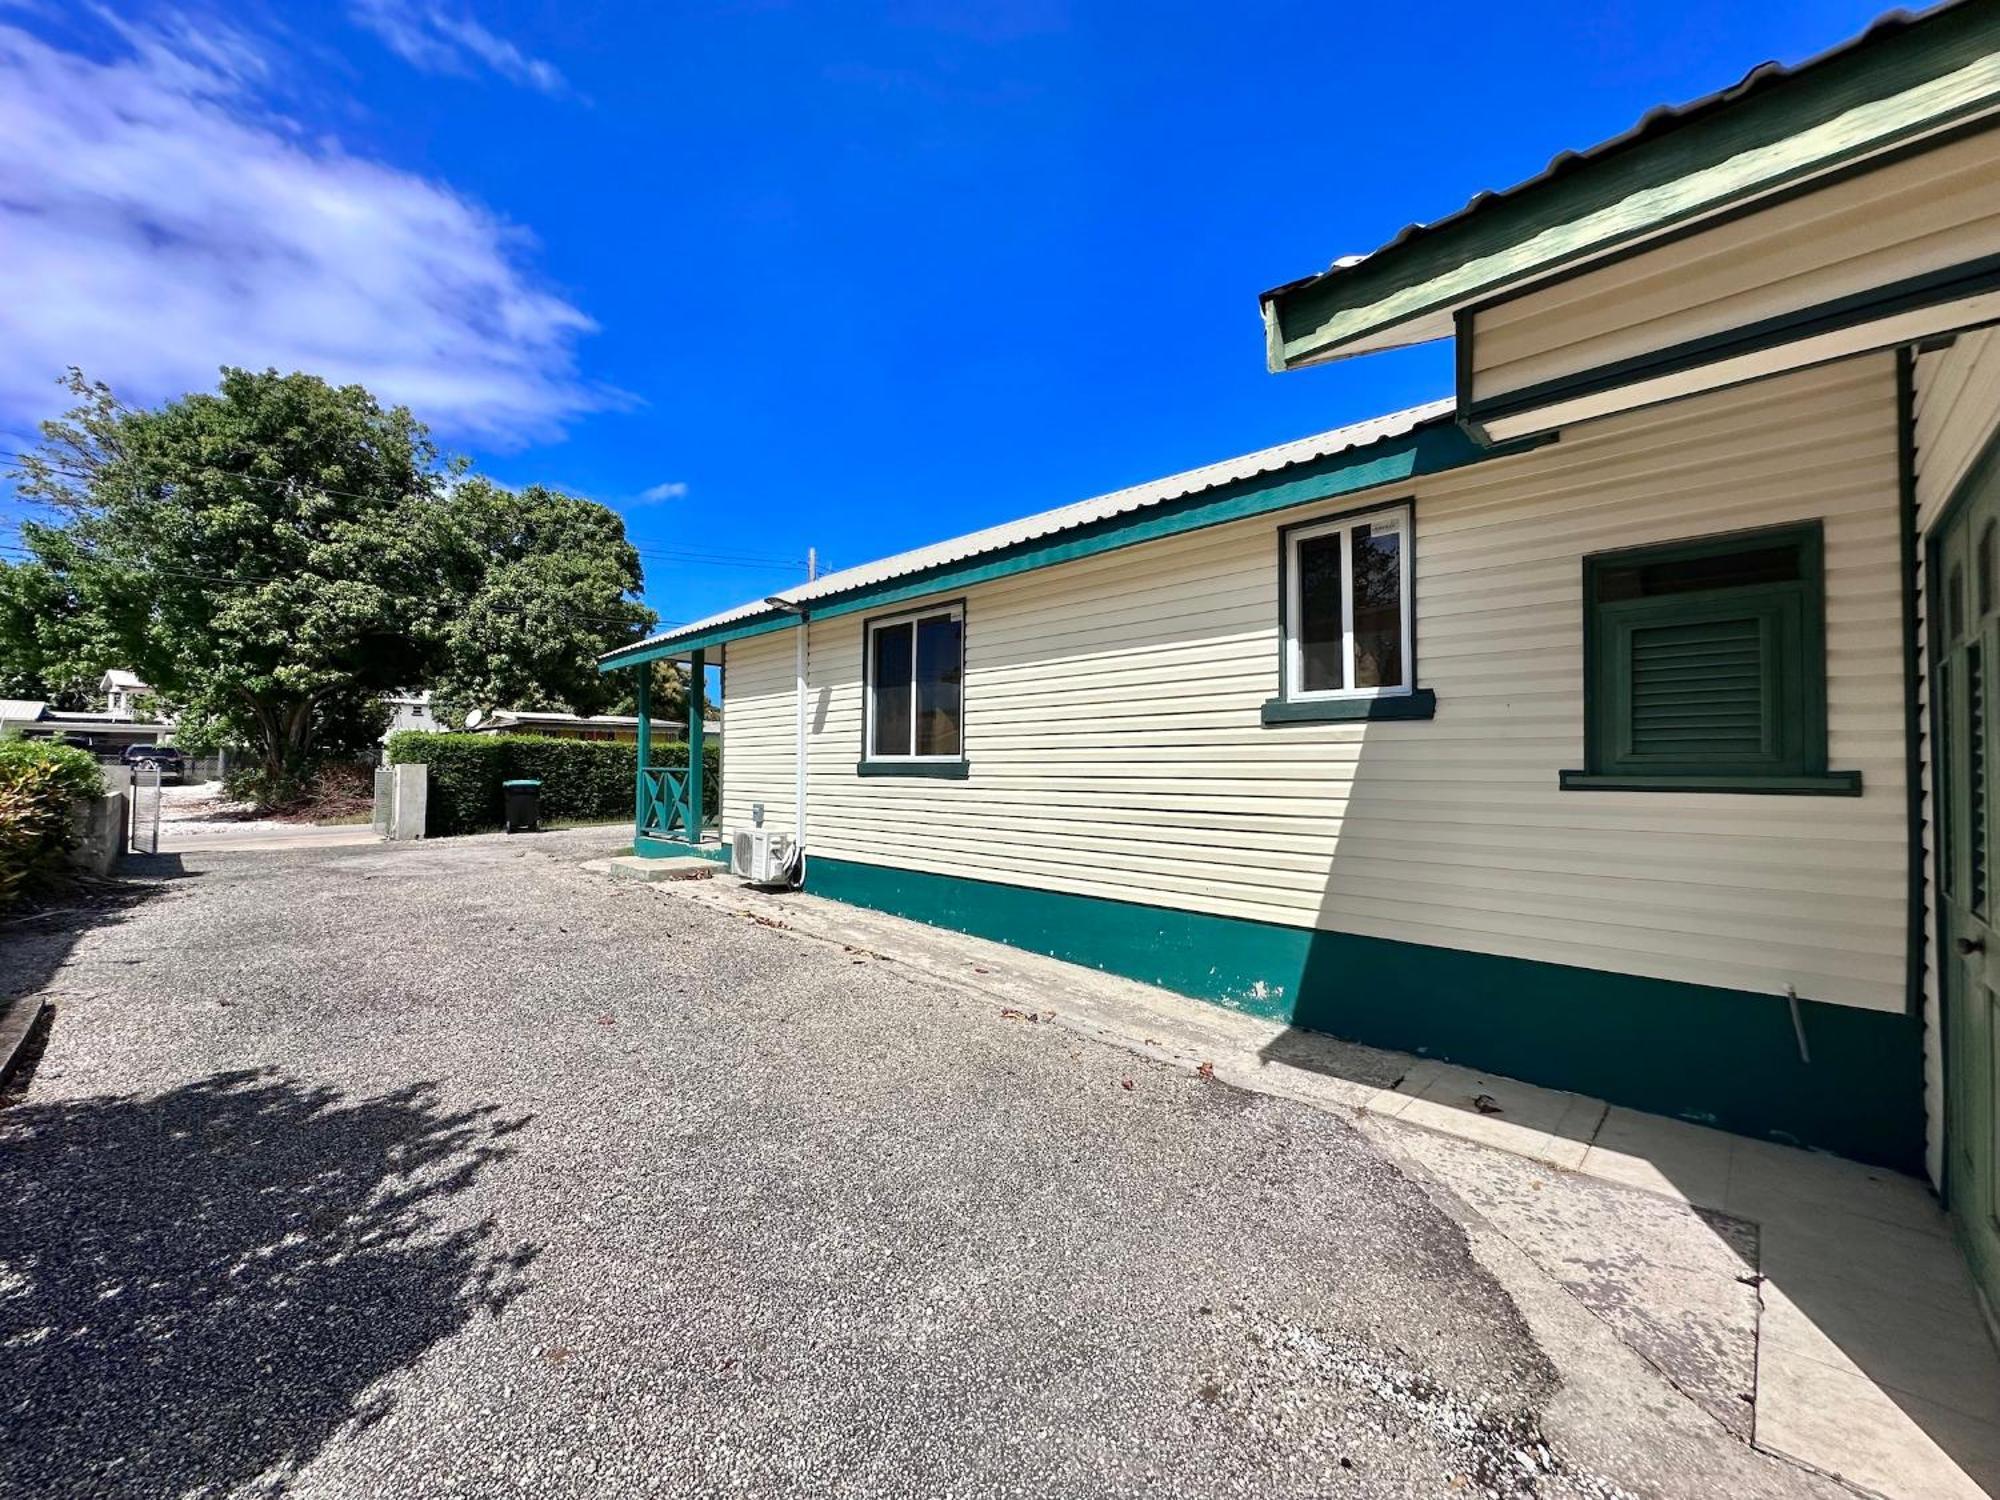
<box><xmin>1</xmin><ymin>832</ymin><xmax>1620</xmax><ymax>1499</ymax></box>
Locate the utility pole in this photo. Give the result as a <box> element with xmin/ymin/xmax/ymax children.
<box><xmin>807</xmin><ymin>547</ymin><xmax>817</xmax><ymax>582</ymax></box>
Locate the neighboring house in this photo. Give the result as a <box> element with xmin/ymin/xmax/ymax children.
<box><xmin>461</xmin><ymin>709</ymin><xmax>720</xmax><ymax>743</ymax></box>
<box><xmin>382</xmin><ymin>691</ymin><xmax>439</xmax><ymax>741</ymax></box>
<box><xmin>600</xmin><ymin>6</ymin><xmax>2000</xmax><ymax>1308</ymax></box>
<box><xmin>99</xmin><ymin>669</ymin><xmax>151</xmax><ymax>721</ymax></box>
<box><xmin>1</xmin><ymin>694</ymin><xmax>174</xmax><ymax>755</ymax></box>
<box><xmin>0</xmin><ymin>699</ymin><xmax>47</xmax><ymax>737</ymax></box>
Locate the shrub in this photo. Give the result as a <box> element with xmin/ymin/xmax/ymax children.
<box><xmin>384</xmin><ymin>731</ymin><xmax>719</xmax><ymax>838</ymax></box>
<box><xmin>0</xmin><ymin>738</ymin><xmax>107</xmax><ymax>909</ymax></box>
<box><xmin>221</xmin><ymin>765</ymin><xmax>313</xmax><ymax>811</ymax></box>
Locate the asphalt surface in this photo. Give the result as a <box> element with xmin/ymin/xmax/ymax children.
<box><xmin>0</xmin><ymin>831</ymin><xmax>1622</xmax><ymax>1499</ymax></box>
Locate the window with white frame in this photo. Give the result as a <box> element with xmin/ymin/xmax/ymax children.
<box><xmin>1283</xmin><ymin>504</ymin><xmax>1413</xmax><ymax>700</ymax></box>
<box><xmin>865</xmin><ymin>604</ymin><xmax>964</xmax><ymax>760</ymax></box>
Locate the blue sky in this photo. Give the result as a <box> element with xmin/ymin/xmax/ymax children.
<box><xmin>0</xmin><ymin>0</ymin><xmax>1890</xmax><ymax>630</ymax></box>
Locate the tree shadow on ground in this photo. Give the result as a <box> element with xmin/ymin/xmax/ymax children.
<box><xmin>0</xmin><ymin>1069</ymin><xmax>537</xmax><ymax>1499</ymax></box>
<box><xmin>1</xmin><ymin>857</ymin><xmax>201</xmax><ymax>1019</ymax></box>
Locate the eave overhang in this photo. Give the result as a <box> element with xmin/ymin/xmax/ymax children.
<box><xmin>1260</xmin><ymin>1</ymin><xmax>2000</xmax><ymax>373</ymax></box>
<box><xmin>599</xmin><ymin>412</ymin><xmax>1545</xmax><ymax>673</ymax></box>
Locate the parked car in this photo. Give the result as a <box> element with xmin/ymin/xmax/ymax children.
<box><xmin>120</xmin><ymin>744</ymin><xmax>185</xmax><ymax>782</ymax></box>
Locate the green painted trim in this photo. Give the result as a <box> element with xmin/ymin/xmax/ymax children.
<box><xmin>1261</xmin><ymin>690</ymin><xmax>1437</xmax><ymax>725</ymax></box>
<box><xmin>1463</xmin><ymin>253</ymin><xmax>2000</xmax><ymax>431</ymax></box>
<box><xmin>1557</xmin><ymin>770</ymin><xmax>1863</xmax><ymax>795</ymax></box>
<box><xmin>855</xmin><ymin>759</ymin><xmax>971</xmax><ymax>779</ymax></box>
<box><xmin>1579</xmin><ymin>521</ymin><xmax>1842</xmax><ymax>781</ymax></box>
<box><xmin>802</xmin><ymin>853</ymin><xmax>1924</xmax><ymax>1171</ymax></box>
<box><xmin>632</xmin><ymin>662</ymin><xmax>651</xmax><ymax>841</ymax></box>
<box><xmin>1267</xmin><ymin>4</ymin><xmax>2000</xmax><ymax>367</ymax></box>
<box><xmin>1451</xmin><ymin>306</ymin><xmax>1496</xmax><ymax>446</ymax></box>
<box><xmin>1925</xmin><ymin>508</ymin><xmax>1950</xmax><ymax>1208</ymax></box>
<box><xmin>1452</xmin><ymin>112</ymin><xmax>2000</xmax><ymax>335</ymax></box>
<box><xmin>1898</xmin><ymin>350</ymin><xmax>1927</xmax><ymax>1020</ymax></box>
<box><xmin>634</xmin><ymin>833</ymin><xmax>728</xmax><ymax>861</ymax></box>
<box><xmin>599</xmin><ymin>422</ymin><xmax>1549</xmax><ymax>672</ymax></box>
<box><xmin>1926</xmin><ymin>417</ymin><xmax>2000</xmax><ymax>1212</ymax></box>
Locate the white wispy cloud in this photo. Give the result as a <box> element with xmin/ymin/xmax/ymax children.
<box><xmin>348</xmin><ymin>1</ymin><xmax>566</xmax><ymax>95</ymax></box>
<box><xmin>0</xmin><ymin>13</ymin><xmax>615</xmax><ymax>445</ymax></box>
<box><xmin>635</xmin><ymin>480</ymin><xmax>690</xmax><ymax>503</ymax></box>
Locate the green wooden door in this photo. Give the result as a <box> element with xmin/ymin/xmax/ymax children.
<box><xmin>1938</xmin><ymin>459</ymin><xmax>2000</xmax><ymax>1312</ymax></box>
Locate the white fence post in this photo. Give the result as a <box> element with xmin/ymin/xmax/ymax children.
<box><xmin>129</xmin><ymin>765</ymin><xmax>161</xmax><ymax>854</ymax></box>
<box><xmin>389</xmin><ymin>763</ymin><xmax>427</xmax><ymax>841</ymax></box>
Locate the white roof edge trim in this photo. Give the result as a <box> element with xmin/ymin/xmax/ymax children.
<box><xmin>607</xmin><ymin>397</ymin><xmax>1456</xmax><ymax>660</ymax></box>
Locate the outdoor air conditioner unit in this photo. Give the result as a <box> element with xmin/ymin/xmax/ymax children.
<box><xmin>731</xmin><ymin>828</ymin><xmax>795</xmax><ymax>886</ymax></box>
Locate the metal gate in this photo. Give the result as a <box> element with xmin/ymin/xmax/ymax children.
<box><xmin>130</xmin><ymin>765</ymin><xmax>162</xmax><ymax>855</ymax></box>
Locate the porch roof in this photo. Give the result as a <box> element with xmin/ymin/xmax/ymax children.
<box><xmin>598</xmin><ymin>395</ymin><xmax>1526</xmax><ymax>671</ymax></box>
<box><xmin>1261</xmin><ymin>1</ymin><xmax>2000</xmax><ymax>371</ymax></box>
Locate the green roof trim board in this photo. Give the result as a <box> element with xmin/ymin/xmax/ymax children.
<box><xmin>1263</xmin><ymin>1</ymin><xmax>2000</xmax><ymax>371</ymax></box>
<box><xmin>601</xmin><ymin>416</ymin><xmax>1544</xmax><ymax>671</ymax></box>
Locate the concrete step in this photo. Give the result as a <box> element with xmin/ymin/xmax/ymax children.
<box><xmin>608</xmin><ymin>855</ymin><xmax>717</xmax><ymax>884</ymax></box>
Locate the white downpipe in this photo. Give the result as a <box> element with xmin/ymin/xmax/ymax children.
<box><xmin>793</xmin><ymin>613</ymin><xmax>808</xmax><ymax>855</ymax></box>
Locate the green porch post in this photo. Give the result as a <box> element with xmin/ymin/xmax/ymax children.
<box><xmin>633</xmin><ymin>664</ymin><xmax>651</xmax><ymax>841</ymax></box>
<box><xmin>686</xmin><ymin>650</ymin><xmax>705</xmax><ymax>844</ymax></box>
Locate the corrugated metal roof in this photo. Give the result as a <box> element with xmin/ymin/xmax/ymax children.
<box><xmin>1261</xmin><ymin>5</ymin><xmax>1953</xmax><ymax>309</ymax></box>
<box><xmin>611</xmin><ymin>397</ymin><xmax>1454</xmax><ymax>659</ymax></box>
<box><xmin>0</xmin><ymin>699</ymin><xmax>48</xmax><ymax>723</ymax></box>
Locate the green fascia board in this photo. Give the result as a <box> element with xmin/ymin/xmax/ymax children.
<box><xmin>804</xmin><ymin>853</ymin><xmax>1924</xmax><ymax>1172</ymax></box>
<box><xmin>1267</xmin><ymin>3</ymin><xmax>2000</xmax><ymax>370</ymax></box>
<box><xmin>600</xmin><ymin>420</ymin><xmax>1542</xmax><ymax>672</ymax></box>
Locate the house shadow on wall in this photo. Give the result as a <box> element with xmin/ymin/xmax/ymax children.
<box><xmin>1246</xmin><ymin>682</ymin><xmax>1924</xmax><ymax>1171</ymax></box>
<box><xmin>0</xmin><ymin>1068</ymin><xmax>538</xmax><ymax>1499</ymax></box>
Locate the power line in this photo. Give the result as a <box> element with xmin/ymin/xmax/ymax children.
<box><xmin>0</xmin><ymin>541</ymin><xmax>685</xmax><ymax>632</ymax></box>
<box><xmin>5</xmin><ymin>520</ymin><xmax>807</xmax><ymax>577</ymax></box>
<box><xmin>7</xmin><ymin>452</ymin><xmax>817</xmax><ymax>574</ymax></box>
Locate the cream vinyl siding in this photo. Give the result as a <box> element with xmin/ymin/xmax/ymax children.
<box><xmin>1467</xmin><ymin>127</ymin><xmax>2000</xmax><ymax>406</ymax></box>
<box><xmin>722</xmin><ymin>358</ymin><xmax>1908</xmax><ymax>1011</ymax></box>
<box><xmin>1912</xmin><ymin>327</ymin><xmax>2000</xmax><ymax>1184</ymax></box>
<box><xmin>1916</xmin><ymin>326</ymin><xmax>2000</xmax><ymax>529</ymax></box>
<box><xmin>718</xmin><ymin>626</ymin><xmax>802</xmax><ymax>838</ymax></box>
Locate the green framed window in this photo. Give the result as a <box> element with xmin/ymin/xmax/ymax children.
<box><xmin>1561</xmin><ymin>522</ymin><xmax>1860</xmax><ymax>795</ymax></box>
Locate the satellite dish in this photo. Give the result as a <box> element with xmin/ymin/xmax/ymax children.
<box><xmin>464</xmin><ymin>708</ymin><xmax>484</xmax><ymax>728</ymax></box>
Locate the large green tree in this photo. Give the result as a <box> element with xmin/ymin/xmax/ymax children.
<box><xmin>0</xmin><ymin>558</ymin><xmax>94</xmax><ymax>705</ymax></box>
<box><xmin>8</xmin><ymin>368</ymin><xmax>659</xmax><ymax>789</ymax></box>
<box><xmin>428</xmin><ymin>477</ymin><xmax>654</xmax><ymax>724</ymax></box>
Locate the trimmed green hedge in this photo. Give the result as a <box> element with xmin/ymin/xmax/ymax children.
<box><xmin>1</xmin><ymin>737</ymin><xmax>107</xmax><ymax>909</ymax></box>
<box><xmin>384</xmin><ymin>731</ymin><xmax>719</xmax><ymax>838</ymax></box>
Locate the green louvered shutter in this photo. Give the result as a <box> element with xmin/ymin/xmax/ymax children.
<box><xmin>1582</xmin><ymin>525</ymin><xmax>1824</xmax><ymax>781</ymax></box>
<box><xmin>1625</xmin><ymin>616</ymin><xmax>1769</xmax><ymax>762</ymax></box>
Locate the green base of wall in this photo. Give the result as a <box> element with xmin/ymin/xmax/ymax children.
<box><xmin>804</xmin><ymin>854</ymin><xmax>1925</xmax><ymax>1173</ymax></box>
<box><xmin>633</xmin><ymin>831</ymin><xmax>727</xmax><ymax>860</ymax></box>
